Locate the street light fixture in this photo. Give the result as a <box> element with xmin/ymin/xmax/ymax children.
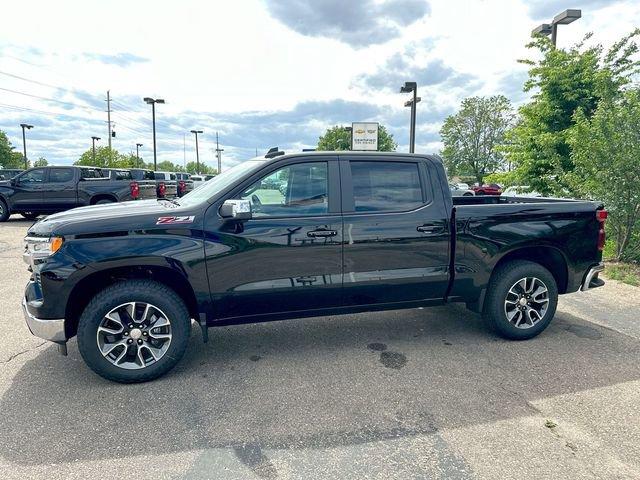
<box><xmin>136</xmin><ymin>143</ymin><xmax>143</xmax><ymax>168</ymax></box>
<box><xmin>143</xmin><ymin>97</ymin><xmax>165</xmax><ymax>171</ymax></box>
<box><xmin>91</xmin><ymin>136</ymin><xmax>101</xmax><ymax>164</ymax></box>
<box><xmin>532</xmin><ymin>9</ymin><xmax>581</xmax><ymax>46</ymax></box>
<box><xmin>20</xmin><ymin>123</ymin><xmax>33</xmax><ymax>169</ymax></box>
<box><xmin>190</xmin><ymin>130</ymin><xmax>203</xmax><ymax>174</ymax></box>
<box><xmin>400</xmin><ymin>82</ymin><xmax>419</xmax><ymax>153</ymax></box>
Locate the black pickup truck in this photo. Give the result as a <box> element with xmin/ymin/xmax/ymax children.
<box><xmin>21</xmin><ymin>152</ymin><xmax>606</xmax><ymax>382</ymax></box>
<box><xmin>0</xmin><ymin>166</ymin><xmax>154</xmax><ymax>221</ymax></box>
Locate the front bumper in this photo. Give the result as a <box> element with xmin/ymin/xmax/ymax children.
<box><xmin>581</xmin><ymin>262</ymin><xmax>605</xmax><ymax>291</ymax></box>
<box><xmin>22</xmin><ymin>297</ymin><xmax>66</xmax><ymax>342</ymax></box>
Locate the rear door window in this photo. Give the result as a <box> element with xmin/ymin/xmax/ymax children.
<box><xmin>49</xmin><ymin>168</ymin><xmax>74</xmax><ymax>183</ymax></box>
<box><xmin>349</xmin><ymin>161</ymin><xmax>423</xmax><ymax>212</ymax></box>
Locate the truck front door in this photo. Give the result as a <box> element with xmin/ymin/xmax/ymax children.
<box><xmin>10</xmin><ymin>168</ymin><xmax>46</xmax><ymax>211</ymax></box>
<box><xmin>204</xmin><ymin>157</ymin><xmax>343</xmax><ymax>320</ymax></box>
<box><xmin>340</xmin><ymin>156</ymin><xmax>451</xmax><ymax>306</ymax></box>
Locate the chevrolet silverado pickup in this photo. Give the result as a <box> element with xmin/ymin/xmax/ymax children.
<box><xmin>21</xmin><ymin>152</ymin><xmax>606</xmax><ymax>383</ymax></box>
<box><xmin>0</xmin><ymin>166</ymin><xmax>154</xmax><ymax>221</ymax></box>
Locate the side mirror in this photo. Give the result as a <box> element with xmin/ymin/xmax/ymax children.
<box><xmin>220</xmin><ymin>199</ymin><xmax>252</xmax><ymax>220</ymax></box>
<box><xmin>10</xmin><ymin>178</ymin><xmax>16</xmax><ymax>186</ymax></box>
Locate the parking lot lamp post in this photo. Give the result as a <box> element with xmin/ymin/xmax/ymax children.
<box><xmin>136</xmin><ymin>143</ymin><xmax>143</xmax><ymax>168</ymax></box>
<box><xmin>532</xmin><ymin>9</ymin><xmax>581</xmax><ymax>47</ymax></box>
<box><xmin>190</xmin><ymin>130</ymin><xmax>203</xmax><ymax>174</ymax></box>
<box><xmin>400</xmin><ymin>82</ymin><xmax>418</xmax><ymax>153</ymax></box>
<box><xmin>20</xmin><ymin>123</ymin><xmax>33</xmax><ymax>169</ymax></box>
<box><xmin>91</xmin><ymin>136</ymin><xmax>101</xmax><ymax>164</ymax></box>
<box><xmin>143</xmin><ymin>97</ymin><xmax>165</xmax><ymax>171</ymax></box>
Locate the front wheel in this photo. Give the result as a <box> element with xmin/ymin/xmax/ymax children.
<box><xmin>21</xmin><ymin>212</ymin><xmax>39</xmax><ymax>220</ymax></box>
<box><xmin>0</xmin><ymin>198</ymin><xmax>9</xmax><ymax>222</ymax></box>
<box><xmin>77</xmin><ymin>280</ymin><xmax>191</xmax><ymax>383</ymax></box>
<box><xmin>482</xmin><ymin>260</ymin><xmax>558</xmax><ymax>340</ymax></box>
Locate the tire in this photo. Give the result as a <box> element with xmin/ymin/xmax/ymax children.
<box><xmin>95</xmin><ymin>198</ymin><xmax>115</xmax><ymax>205</ymax></box>
<box><xmin>463</xmin><ymin>192</ymin><xmax>473</xmax><ymax>196</ymax></box>
<box><xmin>0</xmin><ymin>198</ymin><xmax>9</xmax><ymax>222</ymax></box>
<box><xmin>77</xmin><ymin>280</ymin><xmax>191</xmax><ymax>383</ymax></box>
<box><xmin>482</xmin><ymin>260</ymin><xmax>558</xmax><ymax>340</ymax></box>
<box><xmin>476</xmin><ymin>190</ymin><xmax>485</xmax><ymax>196</ymax></box>
<box><xmin>21</xmin><ymin>212</ymin><xmax>39</xmax><ymax>220</ymax></box>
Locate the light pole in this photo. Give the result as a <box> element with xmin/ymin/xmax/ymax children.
<box><xmin>400</xmin><ymin>82</ymin><xmax>419</xmax><ymax>153</ymax></box>
<box><xmin>20</xmin><ymin>123</ymin><xmax>33</xmax><ymax>169</ymax></box>
<box><xmin>91</xmin><ymin>136</ymin><xmax>101</xmax><ymax>164</ymax></box>
<box><xmin>136</xmin><ymin>143</ymin><xmax>143</xmax><ymax>168</ymax></box>
<box><xmin>190</xmin><ymin>129</ymin><xmax>203</xmax><ymax>174</ymax></box>
<box><xmin>532</xmin><ymin>9</ymin><xmax>581</xmax><ymax>47</ymax></box>
<box><xmin>143</xmin><ymin>97</ymin><xmax>165</xmax><ymax>171</ymax></box>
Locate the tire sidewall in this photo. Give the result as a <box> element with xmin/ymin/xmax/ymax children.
<box><xmin>484</xmin><ymin>261</ymin><xmax>558</xmax><ymax>340</ymax></box>
<box><xmin>77</xmin><ymin>281</ymin><xmax>191</xmax><ymax>382</ymax></box>
<box><xmin>0</xmin><ymin>198</ymin><xmax>9</xmax><ymax>222</ymax></box>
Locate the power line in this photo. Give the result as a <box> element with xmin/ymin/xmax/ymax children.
<box><xmin>0</xmin><ymin>86</ymin><xmax>100</xmax><ymax>112</ymax></box>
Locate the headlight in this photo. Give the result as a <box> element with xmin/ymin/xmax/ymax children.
<box><xmin>23</xmin><ymin>236</ymin><xmax>64</xmax><ymax>266</ymax></box>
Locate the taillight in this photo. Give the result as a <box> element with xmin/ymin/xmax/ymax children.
<box><xmin>179</xmin><ymin>180</ymin><xmax>186</xmax><ymax>194</ymax></box>
<box><xmin>596</xmin><ymin>209</ymin><xmax>607</xmax><ymax>251</ymax></box>
<box><xmin>159</xmin><ymin>182</ymin><xmax>166</xmax><ymax>197</ymax></box>
<box><xmin>130</xmin><ymin>181</ymin><xmax>140</xmax><ymax>200</ymax></box>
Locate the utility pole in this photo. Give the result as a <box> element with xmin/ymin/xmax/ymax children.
<box><xmin>190</xmin><ymin>130</ymin><xmax>203</xmax><ymax>174</ymax></box>
<box><xmin>106</xmin><ymin>90</ymin><xmax>112</xmax><ymax>167</ymax></box>
<box><xmin>20</xmin><ymin>123</ymin><xmax>33</xmax><ymax>169</ymax></box>
<box><xmin>215</xmin><ymin>132</ymin><xmax>224</xmax><ymax>173</ymax></box>
<box><xmin>136</xmin><ymin>143</ymin><xmax>143</xmax><ymax>168</ymax></box>
<box><xmin>183</xmin><ymin>133</ymin><xmax>186</xmax><ymax>170</ymax></box>
<box><xmin>91</xmin><ymin>136</ymin><xmax>101</xmax><ymax>164</ymax></box>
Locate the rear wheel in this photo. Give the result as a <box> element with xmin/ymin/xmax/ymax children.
<box><xmin>95</xmin><ymin>198</ymin><xmax>115</xmax><ymax>205</ymax></box>
<box><xmin>482</xmin><ymin>260</ymin><xmax>558</xmax><ymax>340</ymax></box>
<box><xmin>0</xmin><ymin>198</ymin><xmax>9</xmax><ymax>222</ymax></box>
<box><xmin>476</xmin><ymin>190</ymin><xmax>485</xmax><ymax>196</ymax></box>
<box><xmin>463</xmin><ymin>192</ymin><xmax>473</xmax><ymax>196</ymax></box>
<box><xmin>77</xmin><ymin>280</ymin><xmax>191</xmax><ymax>383</ymax></box>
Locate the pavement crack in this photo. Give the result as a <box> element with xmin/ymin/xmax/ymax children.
<box><xmin>1</xmin><ymin>341</ymin><xmax>47</xmax><ymax>364</ymax></box>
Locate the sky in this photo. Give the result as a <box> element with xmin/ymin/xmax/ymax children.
<box><xmin>0</xmin><ymin>0</ymin><xmax>638</xmax><ymax>170</ymax></box>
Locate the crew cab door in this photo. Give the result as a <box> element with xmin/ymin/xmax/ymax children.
<box><xmin>10</xmin><ymin>168</ymin><xmax>46</xmax><ymax>211</ymax></box>
<box><xmin>204</xmin><ymin>157</ymin><xmax>342</xmax><ymax>319</ymax></box>
<box><xmin>41</xmin><ymin>167</ymin><xmax>78</xmax><ymax>210</ymax></box>
<box><xmin>340</xmin><ymin>156</ymin><xmax>450</xmax><ymax>306</ymax></box>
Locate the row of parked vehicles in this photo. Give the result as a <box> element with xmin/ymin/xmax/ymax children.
<box><xmin>449</xmin><ymin>182</ymin><xmax>541</xmax><ymax>197</ymax></box>
<box><xmin>0</xmin><ymin>166</ymin><xmax>215</xmax><ymax>222</ymax></box>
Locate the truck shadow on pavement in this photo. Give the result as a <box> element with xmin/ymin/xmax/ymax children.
<box><xmin>1</xmin><ymin>305</ymin><xmax>639</xmax><ymax>467</ymax></box>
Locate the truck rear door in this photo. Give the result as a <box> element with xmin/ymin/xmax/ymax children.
<box><xmin>340</xmin><ymin>156</ymin><xmax>450</xmax><ymax>306</ymax></box>
<box><xmin>43</xmin><ymin>167</ymin><xmax>78</xmax><ymax>210</ymax></box>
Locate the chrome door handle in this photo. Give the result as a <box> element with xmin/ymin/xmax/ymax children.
<box><xmin>307</xmin><ymin>229</ymin><xmax>337</xmax><ymax>238</ymax></box>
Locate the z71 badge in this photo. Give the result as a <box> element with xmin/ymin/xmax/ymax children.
<box><xmin>156</xmin><ymin>215</ymin><xmax>195</xmax><ymax>225</ymax></box>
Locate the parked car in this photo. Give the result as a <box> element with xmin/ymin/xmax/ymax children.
<box><xmin>21</xmin><ymin>152</ymin><xmax>606</xmax><ymax>382</ymax></box>
<box><xmin>472</xmin><ymin>183</ymin><xmax>503</xmax><ymax>195</ymax></box>
<box><xmin>103</xmin><ymin>168</ymin><xmax>156</xmax><ymax>200</ymax></box>
<box><xmin>0</xmin><ymin>168</ymin><xmax>24</xmax><ymax>180</ymax></box>
<box><xmin>455</xmin><ymin>182</ymin><xmax>470</xmax><ymax>190</ymax></box>
<box><xmin>190</xmin><ymin>174</ymin><xmax>206</xmax><ymax>189</ymax></box>
<box><xmin>153</xmin><ymin>171</ymin><xmax>178</xmax><ymax>198</ymax></box>
<box><xmin>502</xmin><ymin>186</ymin><xmax>542</xmax><ymax>197</ymax></box>
<box><xmin>0</xmin><ymin>166</ymin><xmax>147</xmax><ymax>222</ymax></box>
<box><xmin>175</xmin><ymin>172</ymin><xmax>194</xmax><ymax>197</ymax></box>
<box><xmin>449</xmin><ymin>183</ymin><xmax>475</xmax><ymax>196</ymax></box>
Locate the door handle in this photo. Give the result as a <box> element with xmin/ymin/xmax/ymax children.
<box><xmin>417</xmin><ymin>224</ymin><xmax>444</xmax><ymax>234</ymax></box>
<box><xmin>307</xmin><ymin>229</ymin><xmax>337</xmax><ymax>238</ymax></box>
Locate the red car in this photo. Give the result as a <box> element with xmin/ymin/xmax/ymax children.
<box><xmin>473</xmin><ymin>183</ymin><xmax>503</xmax><ymax>195</ymax></box>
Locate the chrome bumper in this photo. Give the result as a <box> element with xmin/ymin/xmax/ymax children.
<box><xmin>581</xmin><ymin>262</ymin><xmax>605</xmax><ymax>292</ymax></box>
<box><xmin>22</xmin><ymin>298</ymin><xmax>66</xmax><ymax>342</ymax></box>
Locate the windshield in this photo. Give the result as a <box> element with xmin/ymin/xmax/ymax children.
<box><xmin>177</xmin><ymin>159</ymin><xmax>266</xmax><ymax>207</ymax></box>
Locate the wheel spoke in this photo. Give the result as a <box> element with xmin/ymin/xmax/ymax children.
<box><xmin>100</xmin><ymin>338</ymin><xmax>128</xmax><ymax>357</ymax></box>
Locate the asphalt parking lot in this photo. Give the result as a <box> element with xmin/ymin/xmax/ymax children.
<box><xmin>1</xmin><ymin>215</ymin><xmax>640</xmax><ymax>479</ymax></box>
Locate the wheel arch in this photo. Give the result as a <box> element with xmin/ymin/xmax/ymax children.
<box><xmin>64</xmin><ymin>264</ymin><xmax>199</xmax><ymax>338</ymax></box>
<box><xmin>90</xmin><ymin>193</ymin><xmax>118</xmax><ymax>205</ymax></box>
<box><xmin>492</xmin><ymin>245</ymin><xmax>569</xmax><ymax>294</ymax></box>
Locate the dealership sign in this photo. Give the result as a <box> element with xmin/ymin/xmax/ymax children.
<box><xmin>351</xmin><ymin>122</ymin><xmax>379</xmax><ymax>151</ymax></box>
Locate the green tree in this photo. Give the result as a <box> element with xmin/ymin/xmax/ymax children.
<box><xmin>33</xmin><ymin>157</ymin><xmax>48</xmax><ymax>167</ymax></box>
<box><xmin>317</xmin><ymin>125</ymin><xmax>397</xmax><ymax>152</ymax></box>
<box><xmin>440</xmin><ymin>95</ymin><xmax>514</xmax><ymax>183</ymax></box>
<box><xmin>506</xmin><ymin>31</ymin><xmax>640</xmax><ymax>195</ymax></box>
<box><xmin>185</xmin><ymin>161</ymin><xmax>217</xmax><ymax>175</ymax></box>
<box><xmin>0</xmin><ymin>130</ymin><xmax>26</xmax><ymax>169</ymax></box>
<box><xmin>568</xmin><ymin>90</ymin><xmax>640</xmax><ymax>261</ymax></box>
<box><xmin>75</xmin><ymin>146</ymin><xmax>121</xmax><ymax>167</ymax></box>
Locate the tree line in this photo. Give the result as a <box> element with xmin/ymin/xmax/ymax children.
<box><xmin>440</xmin><ymin>30</ymin><xmax>640</xmax><ymax>262</ymax></box>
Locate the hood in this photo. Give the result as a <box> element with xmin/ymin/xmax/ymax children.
<box><xmin>0</xmin><ymin>180</ymin><xmax>11</xmax><ymax>187</ymax></box>
<box><xmin>28</xmin><ymin>199</ymin><xmax>201</xmax><ymax>237</ymax></box>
